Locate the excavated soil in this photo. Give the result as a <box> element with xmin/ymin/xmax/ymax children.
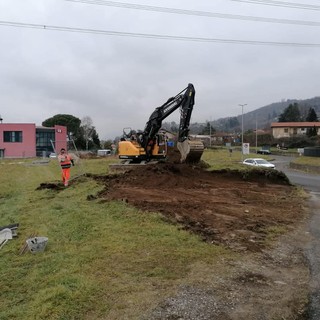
<box><xmin>95</xmin><ymin>163</ymin><xmax>310</xmax><ymax>319</ymax></box>
<box><xmin>96</xmin><ymin>162</ymin><xmax>304</xmax><ymax>252</ymax></box>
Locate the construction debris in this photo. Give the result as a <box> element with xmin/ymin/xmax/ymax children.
<box><xmin>0</xmin><ymin>223</ymin><xmax>19</xmax><ymax>237</ymax></box>
<box><xmin>0</xmin><ymin>228</ymin><xmax>13</xmax><ymax>250</ymax></box>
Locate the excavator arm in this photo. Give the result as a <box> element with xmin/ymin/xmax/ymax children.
<box><xmin>141</xmin><ymin>83</ymin><xmax>195</xmax><ymax>150</ymax></box>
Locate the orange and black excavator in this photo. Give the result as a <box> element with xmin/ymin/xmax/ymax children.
<box><xmin>117</xmin><ymin>83</ymin><xmax>204</xmax><ymax>165</ymax></box>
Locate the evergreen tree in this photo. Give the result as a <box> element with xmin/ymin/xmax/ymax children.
<box><xmin>42</xmin><ymin>114</ymin><xmax>81</xmax><ymax>137</ymax></box>
<box><xmin>305</xmin><ymin>107</ymin><xmax>318</xmax><ymax>122</ymax></box>
<box><xmin>307</xmin><ymin>126</ymin><xmax>318</xmax><ymax>137</ymax></box>
<box><xmin>91</xmin><ymin>129</ymin><xmax>101</xmax><ymax>148</ymax></box>
<box><xmin>278</xmin><ymin>103</ymin><xmax>301</xmax><ymax>122</ymax></box>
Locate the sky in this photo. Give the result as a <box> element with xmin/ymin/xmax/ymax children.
<box><xmin>0</xmin><ymin>0</ymin><xmax>319</xmax><ymax>140</ymax></box>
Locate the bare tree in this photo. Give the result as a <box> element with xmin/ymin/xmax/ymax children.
<box><xmin>81</xmin><ymin>116</ymin><xmax>94</xmax><ymax>151</ymax></box>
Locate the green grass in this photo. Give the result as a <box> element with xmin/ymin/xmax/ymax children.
<box><xmin>263</xmin><ymin>225</ymin><xmax>289</xmax><ymax>245</ymax></box>
<box><xmin>201</xmin><ymin>148</ymin><xmax>272</xmax><ymax>170</ymax></box>
<box><xmin>292</xmin><ymin>155</ymin><xmax>320</xmax><ymax>166</ymax></box>
<box><xmin>0</xmin><ymin>156</ymin><xmax>227</xmax><ymax>320</ymax></box>
<box><xmin>0</xmin><ymin>150</ymin><xmax>309</xmax><ymax>319</ymax></box>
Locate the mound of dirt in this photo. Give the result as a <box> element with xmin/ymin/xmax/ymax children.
<box><xmin>36</xmin><ymin>182</ymin><xmax>64</xmax><ymax>190</ymax></box>
<box><xmin>96</xmin><ymin>163</ymin><xmax>305</xmax><ymax>251</ymax></box>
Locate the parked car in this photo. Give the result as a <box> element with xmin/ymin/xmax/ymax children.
<box><xmin>49</xmin><ymin>153</ymin><xmax>57</xmax><ymax>158</ymax></box>
<box><xmin>97</xmin><ymin>149</ymin><xmax>112</xmax><ymax>156</ymax></box>
<box><xmin>257</xmin><ymin>149</ymin><xmax>271</xmax><ymax>155</ymax></box>
<box><xmin>242</xmin><ymin>158</ymin><xmax>275</xmax><ymax>169</ymax></box>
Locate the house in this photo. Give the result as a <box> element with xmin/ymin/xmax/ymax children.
<box><xmin>271</xmin><ymin>122</ymin><xmax>320</xmax><ymax>139</ymax></box>
<box><xmin>0</xmin><ymin>123</ymin><xmax>67</xmax><ymax>158</ymax></box>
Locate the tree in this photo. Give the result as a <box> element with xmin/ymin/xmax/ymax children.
<box><xmin>78</xmin><ymin>117</ymin><xmax>101</xmax><ymax>150</ymax></box>
<box><xmin>278</xmin><ymin>103</ymin><xmax>301</xmax><ymax>122</ymax></box>
<box><xmin>42</xmin><ymin>114</ymin><xmax>81</xmax><ymax>137</ymax></box>
<box><xmin>42</xmin><ymin>114</ymin><xmax>101</xmax><ymax>150</ymax></box>
<box><xmin>81</xmin><ymin>116</ymin><xmax>95</xmax><ymax>150</ymax></box>
<box><xmin>91</xmin><ymin>128</ymin><xmax>101</xmax><ymax>148</ymax></box>
<box><xmin>306</xmin><ymin>107</ymin><xmax>318</xmax><ymax>122</ymax></box>
<box><xmin>307</xmin><ymin>126</ymin><xmax>318</xmax><ymax>137</ymax></box>
<box><xmin>101</xmin><ymin>139</ymin><xmax>114</xmax><ymax>149</ymax></box>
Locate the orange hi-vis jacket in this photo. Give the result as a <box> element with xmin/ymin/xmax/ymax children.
<box><xmin>59</xmin><ymin>154</ymin><xmax>73</xmax><ymax>169</ymax></box>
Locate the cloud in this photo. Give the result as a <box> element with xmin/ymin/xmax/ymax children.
<box><xmin>0</xmin><ymin>0</ymin><xmax>319</xmax><ymax>139</ymax></box>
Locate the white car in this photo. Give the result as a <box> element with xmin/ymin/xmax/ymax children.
<box><xmin>242</xmin><ymin>158</ymin><xmax>275</xmax><ymax>169</ymax></box>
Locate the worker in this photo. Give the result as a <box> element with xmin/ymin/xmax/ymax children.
<box><xmin>58</xmin><ymin>148</ymin><xmax>74</xmax><ymax>187</ymax></box>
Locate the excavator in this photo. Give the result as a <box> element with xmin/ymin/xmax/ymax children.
<box><xmin>116</xmin><ymin>83</ymin><xmax>204</xmax><ymax>165</ymax></box>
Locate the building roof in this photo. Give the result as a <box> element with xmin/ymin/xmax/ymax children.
<box><xmin>271</xmin><ymin>122</ymin><xmax>320</xmax><ymax>128</ymax></box>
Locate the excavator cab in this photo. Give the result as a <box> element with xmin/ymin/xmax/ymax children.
<box><xmin>118</xmin><ymin>129</ymin><xmax>167</xmax><ymax>163</ymax></box>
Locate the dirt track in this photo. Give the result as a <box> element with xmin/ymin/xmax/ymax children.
<box><xmin>97</xmin><ymin>162</ymin><xmax>304</xmax><ymax>252</ymax></box>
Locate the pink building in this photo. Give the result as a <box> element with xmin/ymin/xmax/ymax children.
<box><xmin>0</xmin><ymin>123</ymin><xmax>67</xmax><ymax>158</ymax></box>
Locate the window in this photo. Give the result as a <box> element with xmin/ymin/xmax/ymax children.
<box><xmin>3</xmin><ymin>131</ymin><xmax>22</xmax><ymax>142</ymax></box>
<box><xmin>36</xmin><ymin>131</ymin><xmax>55</xmax><ymax>147</ymax></box>
<box><xmin>284</xmin><ymin>128</ymin><xmax>288</xmax><ymax>133</ymax></box>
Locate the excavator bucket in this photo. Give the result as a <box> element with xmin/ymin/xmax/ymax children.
<box><xmin>177</xmin><ymin>140</ymin><xmax>190</xmax><ymax>163</ymax></box>
<box><xmin>177</xmin><ymin>139</ymin><xmax>204</xmax><ymax>163</ymax></box>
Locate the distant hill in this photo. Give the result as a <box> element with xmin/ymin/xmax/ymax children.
<box><xmin>211</xmin><ymin>96</ymin><xmax>320</xmax><ymax>133</ymax></box>
<box><xmin>161</xmin><ymin>97</ymin><xmax>320</xmax><ymax>135</ymax></box>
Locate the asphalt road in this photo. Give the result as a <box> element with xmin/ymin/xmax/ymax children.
<box><xmin>272</xmin><ymin>155</ymin><xmax>320</xmax><ymax>319</ymax></box>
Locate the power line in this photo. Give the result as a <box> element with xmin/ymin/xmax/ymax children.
<box><xmin>65</xmin><ymin>0</ymin><xmax>320</xmax><ymax>27</ymax></box>
<box><xmin>0</xmin><ymin>20</ymin><xmax>320</xmax><ymax>47</ymax></box>
<box><xmin>230</xmin><ymin>0</ymin><xmax>320</xmax><ymax>11</ymax></box>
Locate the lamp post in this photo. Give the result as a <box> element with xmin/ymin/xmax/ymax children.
<box><xmin>209</xmin><ymin>116</ymin><xmax>212</xmax><ymax>148</ymax></box>
<box><xmin>239</xmin><ymin>104</ymin><xmax>247</xmax><ymax>159</ymax></box>
<box><xmin>255</xmin><ymin>114</ymin><xmax>258</xmax><ymax>152</ymax></box>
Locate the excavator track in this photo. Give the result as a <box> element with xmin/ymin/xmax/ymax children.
<box><xmin>109</xmin><ymin>160</ymin><xmax>160</xmax><ymax>172</ymax></box>
<box><xmin>110</xmin><ymin>139</ymin><xmax>203</xmax><ymax>172</ymax></box>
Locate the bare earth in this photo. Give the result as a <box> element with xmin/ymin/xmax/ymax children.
<box><xmin>94</xmin><ymin>163</ymin><xmax>310</xmax><ymax>319</ymax></box>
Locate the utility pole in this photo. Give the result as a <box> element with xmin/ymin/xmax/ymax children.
<box><xmin>239</xmin><ymin>104</ymin><xmax>247</xmax><ymax>160</ymax></box>
<box><xmin>209</xmin><ymin>117</ymin><xmax>212</xmax><ymax>148</ymax></box>
<box><xmin>255</xmin><ymin>115</ymin><xmax>258</xmax><ymax>152</ymax></box>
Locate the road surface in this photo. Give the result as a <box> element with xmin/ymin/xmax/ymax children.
<box><xmin>273</xmin><ymin>155</ymin><xmax>320</xmax><ymax>319</ymax></box>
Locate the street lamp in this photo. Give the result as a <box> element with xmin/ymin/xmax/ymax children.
<box><xmin>255</xmin><ymin>114</ymin><xmax>258</xmax><ymax>152</ymax></box>
<box><xmin>209</xmin><ymin>116</ymin><xmax>212</xmax><ymax>148</ymax></box>
<box><xmin>239</xmin><ymin>104</ymin><xmax>247</xmax><ymax>158</ymax></box>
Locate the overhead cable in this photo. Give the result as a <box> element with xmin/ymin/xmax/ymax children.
<box><xmin>0</xmin><ymin>20</ymin><xmax>320</xmax><ymax>47</ymax></box>
<box><xmin>231</xmin><ymin>0</ymin><xmax>320</xmax><ymax>11</ymax></box>
<box><xmin>65</xmin><ymin>0</ymin><xmax>320</xmax><ymax>27</ymax></box>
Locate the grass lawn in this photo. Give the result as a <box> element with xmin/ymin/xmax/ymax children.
<box><xmin>292</xmin><ymin>155</ymin><xmax>320</xmax><ymax>166</ymax></box>
<box><xmin>1</xmin><ymin>148</ymin><xmax>312</xmax><ymax>319</ymax></box>
<box><xmin>0</xmin><ymin>155</ymin><xmax>228</xmax><ymax>320</ymax></box>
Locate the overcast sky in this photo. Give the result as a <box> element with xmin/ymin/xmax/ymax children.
<box><xmin>0</xmin><ymin>0</ymin><xmax>319</xmax><ymax>139</ymax></box>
